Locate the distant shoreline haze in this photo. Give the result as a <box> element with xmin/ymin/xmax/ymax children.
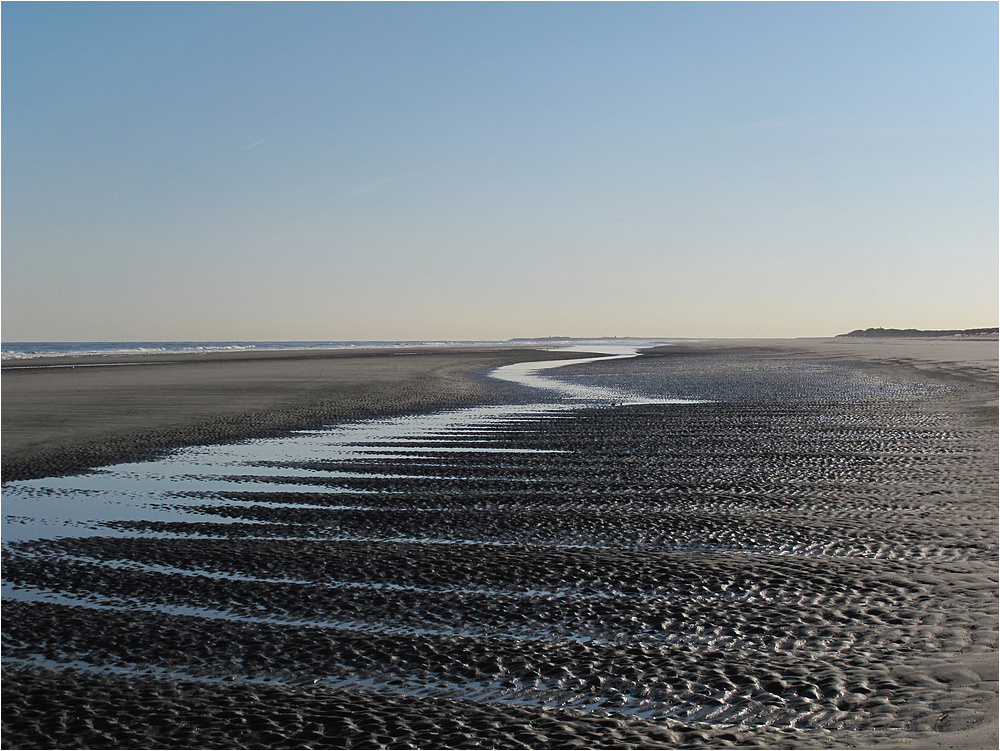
<box><xmin>837</xmin><ymin>327</ymin><xmax>999</xmax><ymax>338</ymax></box>
<box><xmin>4</xmin><ymin>330</ymin><xmax>999</xmax><ymax>361</ymax></box>
<box><xmin>0</xmin><ymin>338</ymin><xmax>664</xmax><ymax>361</ymax></box>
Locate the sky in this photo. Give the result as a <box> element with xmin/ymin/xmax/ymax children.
<box><xmin>2</xmin><ymin>1</ymin><xmax>997</xmax><ymax>341</ymax></box>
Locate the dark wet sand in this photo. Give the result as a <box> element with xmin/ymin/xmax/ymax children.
<box><xmin>2</xmin><ymin>339</ymin><xmax>997</xmax><ymax>749</ymax></box>
<box><xmin>1</xmin><ymin>347</ymin><xmax>580</xmax><ymax>481</ymax></box>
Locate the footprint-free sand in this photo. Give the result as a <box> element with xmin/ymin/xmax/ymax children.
<box><xmin>1</xmin><ymin>347</ymin><xmax>581</xmax><ymax>481</ymax></box>
<box><xmin>2</xmin><ymin>339</ymin><xmax>997</xmax><ymax>749</ymax></box>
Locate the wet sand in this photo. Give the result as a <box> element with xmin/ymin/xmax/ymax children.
<box><xmin>655</xmin><ymin>337</ymin><xmax>999</xmax><ymax>425</ymax></box>
<box><xmin>1</xmin><ymin>347</ymin><xmax>580</xmax><ymax>481</ymax></box>
<box><xmin>2</xmin><ymin>338</ymin><xmax>997</xmax><ymax>749</ymax></box>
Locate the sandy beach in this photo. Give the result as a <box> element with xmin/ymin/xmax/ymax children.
<box><xmin>2</xmin><ymin>338</ymin><xmax>997</xmax><ymax>749</ymax></box>
<box><xmin>1</xmin><ymin>347</ymin><xmax>582</xmax><ymax>481</ymax></box>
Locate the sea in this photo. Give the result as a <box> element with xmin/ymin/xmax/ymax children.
<box><xmin>0</xmin><ymin>338</ymin><xmax>659</xmax><ymax>361</ymax></box>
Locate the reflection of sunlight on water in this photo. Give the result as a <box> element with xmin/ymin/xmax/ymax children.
<box><xmin>1</xmin><ymin>346</ymin><xmax>698</xmax><ymax>546</ymax></box>
<box><xmin>492</xmin><ymin>345</ymin><xmax>703</xmax><ymax>405</ymax></box>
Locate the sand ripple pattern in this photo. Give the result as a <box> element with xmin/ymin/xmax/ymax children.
<box><xmin>3</xmin><ymin>352</ymin><xmax>997</xmax><ymax>748</ymax></box>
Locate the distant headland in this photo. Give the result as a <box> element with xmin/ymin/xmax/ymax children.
<box><xmin>837</xmin><ymin>327</ymin><xmax>999</xmax><ymax>338</ymax></box>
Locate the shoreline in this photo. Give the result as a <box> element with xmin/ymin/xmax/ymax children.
<box><xmin>4</xmin><ymin>337</ymin><xmax>995</xmax><ymax>481</ymax></box>
<box><xmin>1</xmin><ymin>346</ymin><xmax>590</xmax><ymax>481</ymax></box>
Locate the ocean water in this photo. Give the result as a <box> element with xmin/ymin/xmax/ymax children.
<box><xmin>1</xmin><ymin>338</ymin><xmax>664</xmax><ymax>361</ymax></box>
<box><xmin>1</xmin><ymin>340</ymin><xmax>494</xmax><ymax>360</ymax></box>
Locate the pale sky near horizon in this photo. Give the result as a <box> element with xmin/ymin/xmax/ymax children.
<box><xmin>2</xmin><ymin>1</ymin><xmax>997</xmax><ymax>341</ymax></box>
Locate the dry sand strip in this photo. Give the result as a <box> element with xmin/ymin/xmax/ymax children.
<box><xmin>1</xmin><ymin>346</ymin><xmax>585</xmax><ymax>481</ymax></box>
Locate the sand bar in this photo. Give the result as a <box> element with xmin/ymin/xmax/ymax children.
<box><xmin>1</xmin><ymin>346</ymin><xmax>585</xmax><ymax>480</ymax></box>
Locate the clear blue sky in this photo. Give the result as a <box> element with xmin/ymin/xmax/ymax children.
<box><xmin>3</xmin><ymin>1</ymin><xmax>997</xmax><ymax>341</ymax></box>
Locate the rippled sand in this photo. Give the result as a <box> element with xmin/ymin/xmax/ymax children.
<box><xmin>2</xmin><ymin>340</ymin><xmax>997</xmax><ymax>748</ymax></box>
